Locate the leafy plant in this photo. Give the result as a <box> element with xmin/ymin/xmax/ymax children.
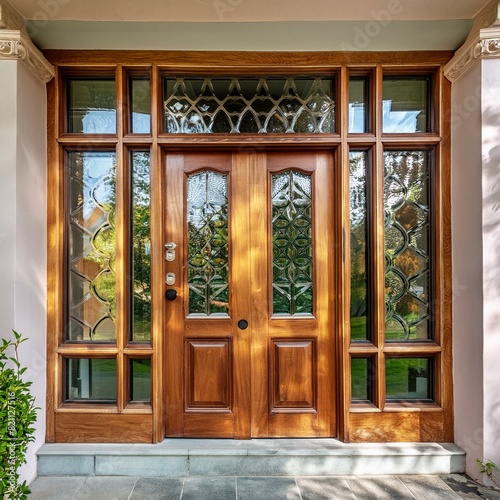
<box><xmin>0</xmin><ymin>330</ymin><xmax>39</xmax><ymax>499</ymax></box>
<box><xmin>476</xmin><ymin>458</ymin><xmax>500</xmax><ymax>487</ymax></box>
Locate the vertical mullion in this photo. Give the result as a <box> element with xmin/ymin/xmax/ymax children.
<box><xmin>115</xmin><ymin>66</ymin><xmax>128</xmax><ymax>412</ymax></box>
<box><xmin>373</xmin><ymin>65</ymin><xmax>385</xmax><ymax>409</ymax></box>
<box><xmin>150</xmin><ymin>65</ymin><xmax>164</xmax><ymax>442</ymax></box>
<box><xmin>47</xmin><ymin>68</ymin><xmax>62</xmax><ymax>441</ymax></box>
<box><xmin>339</xmin><ymin>65</ymin><xmax>350</xmax><ymax>441</ymax></box>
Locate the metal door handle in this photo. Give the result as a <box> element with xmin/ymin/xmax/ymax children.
<box><xmin>237</xmin><ymin>319</ymin><xmax>248</xmax><ymax>330</ymax></box>
<box><xmin>165</xmin><ymin>289</ymin><xmax>177</xmax><ymax>301</ymax></box>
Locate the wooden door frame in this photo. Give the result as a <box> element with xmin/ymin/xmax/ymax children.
<box><xmin>45</xmin><ymin>50</ymin><xmax>453</xmax><ymax>444</ymax></box>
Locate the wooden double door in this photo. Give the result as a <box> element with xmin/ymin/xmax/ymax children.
<box><xmin>164</xmin><ymin>151</ymin><xmax>335</xmax><ymax>438</ymax></box>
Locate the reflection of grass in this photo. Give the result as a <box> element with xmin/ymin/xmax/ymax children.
<box><xmin>351</xmin><ymin>356</ymin><xmax>430</xmax><ymax>401</ymax></box>
<box><xmin>132</xmin><ymin>318</ymin><xmax>151</xmax><ymax>342</ymax></box>
<box><xmin>351</xmin><ymin>358</ymin><xmax>368</xmax><ymax>400</ymax></box>
<box><xmin>350</xmin><ymin>316</ymin><xmax>367</xmax><ymax>340</ymax></box>
<box><xmin>386</xmin><ymin>358</ymin><xmax>428</xmax><ymax>398</ymax></box>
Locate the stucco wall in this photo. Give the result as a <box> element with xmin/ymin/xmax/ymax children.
<box><xmin>451</xmin><ymin>62</ymin><xmax>485</xmax><ymax>478</ymax></box>
<box><xmin>0</xmin><ymin>59</ymin><xmax>47</xmax><ymax>486</ymax></box>
<box><xmin>481</xmin><ymin>57</ymin><xmax>500</xmax><ymax>478</ymax></box>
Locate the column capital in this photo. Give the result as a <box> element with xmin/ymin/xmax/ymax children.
<box><xmin>0</xmin><ymin>0</ymin><xmax>54</xmax><ymax>83</ymax></box>
<box><xmin>444</xmin><ymin>0</ymin><xmax>500</xmax><ymax>82</ymax></box>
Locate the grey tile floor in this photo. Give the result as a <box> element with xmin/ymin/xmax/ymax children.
<box><xmin>27</xmin><ymin>474</ymin><xmax>500</xmax><ymax>500</ymax></box>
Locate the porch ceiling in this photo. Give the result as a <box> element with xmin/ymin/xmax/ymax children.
<box><xmin>8</xmin><ymin>0</ymin><xmax>491</xmax><ymax>23</ymax></box>
<box><xmin>5</xmin><ymin>0</ymin><xmax>493</xmax><ymax>51</ymax></box>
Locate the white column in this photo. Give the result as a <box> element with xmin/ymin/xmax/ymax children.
<box><xmin>445</xmin><ymin>0</ymin><xmax>500</xmax><ymax>486</ymax></box>
<box><xmin>0</xmin><ymin>0</ymin><xmax>54</xmax><ymax>486</ymax></box>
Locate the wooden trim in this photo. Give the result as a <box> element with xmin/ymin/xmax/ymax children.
<box><xmin>338</xmin><ymin>66</ymin><xmax>350</xmax><ymax>442</ymax></box>
<box><xmin>43</xmin><ymin>50</ymin><xmax>454</xmax><ymax>68</ymax></box>
<box><xmin>46</xmin><ymin>70</ymin><xmax>61</xmax><ymax>442</ymax></box>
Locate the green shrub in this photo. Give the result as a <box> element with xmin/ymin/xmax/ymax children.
<box><xmin>0</xmin><ymin>330</ymin><xmax>39</xmax><ymax>499</ymax></box>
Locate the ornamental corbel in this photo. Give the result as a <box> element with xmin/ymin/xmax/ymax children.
<box><xmin>0</xmin><ymin>30</ymin><xmax>54</xmax><ymax>83</ymax></box>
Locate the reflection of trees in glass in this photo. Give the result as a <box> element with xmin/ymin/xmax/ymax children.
<box><xmin>349</xmin><ymin>153</ymin><xmax>368</xmax><ymax>340</ymax></box>
<box><xmin>132</xmin><ymin>152</ymin><xmax>151</xmax><ymax>340</ymax></box>
<box><xmin>68</xmin><ymin>152</ymin><xmax>117</xmax><ymax>341</ymax></box>
<box><xmin>384</xmin><ymin>151</ymin><xmax>430</xmax><ymax>340</ymax></box>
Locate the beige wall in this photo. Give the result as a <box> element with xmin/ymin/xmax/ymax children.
<box><xmin>0</xmin><ymin>59</ymin><xmax>47</xmax><ymax>485</ymax></box>
<box><xmin>481</xmin><ymin>58</ymin><xmax>500</xmax><ymax>476</ymax></box>
<box><xmin>451</xmin><ymin>55</ymin><xmax>500</xmax><ymax>483</ymax></box>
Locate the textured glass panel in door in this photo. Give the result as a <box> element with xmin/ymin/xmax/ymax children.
<box><xmin>384</xmin><ymin>151</ymin><xmax>430</xmax><ymax>340</ymax></box>
<box><xmin>68</xmin><ymin>151</ymin><xmax>116</xmax><ymax>341</ymax></box>
<box><xmin>272</xmin><ymin>171</ymin><xmax>313</xmax><ymax>315</ymax></box>
<box><xmin>187</xmin><ymin>171</ymin><xmax>229</xmax><ymax>315</ymax></box>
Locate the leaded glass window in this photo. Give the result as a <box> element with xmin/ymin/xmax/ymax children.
<box><xmin>187</xmin><ymin>171</ymin><xmax>229</xmax><ymax>315</ymax></box>
<box><xmin>272</xmin><ymin>170</ymin><xmax>313</xmax><ymax>315</ymax></box>
<box><xmin>67</xmin><ymin>151</ymin><xmax>117</xmax><ymax>341</ymax></box>
<box><xmin>163</xmin><ymin>77</ymin><xmax>335</xmax><ymax>134</ymax></box>
<box><xmin>384</xmin><ymin>151</ymin><xmax>430</xmax><ymax>341</ymax></box>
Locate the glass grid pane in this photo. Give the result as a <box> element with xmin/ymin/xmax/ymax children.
<box><xmin>130</xmin><ymin>78</ymin><xmax>151</xmax><ymax>133</ymax></box>
<box><xmin>382</xmin><ymin>77</ymin><xmax>430</xmax><ymax>133</ymax></box>
<box><xmin>350</xmin><ymin>152</ymin><xmax>369</xmax><ymax>340</ymax></box>
<box><xmin>68</xmin><ymin>79</ymin><xmax>116</xmax><ymax>134</ymax></box>
<box><xmin>349</xmin><ymin>78</ymin><xmax>368</xmax><ymax>133</ymax></box>
<box><xmin>385</xmin><ymin>357</ymin><xmax>432</xmax><ymax>401</ymax></box>
<box><xmin>130</xmin><ymin>359</ymin><xmax>151</xmax><ymax>402</ymax></box>
<box><xmin>163</xmin><ymin>77</ymin><xmax>335</xmax><ymax>134</ymax></box>
<box><xmin>67</xmin><ymin>151</ymin><xmax>117</xmax><ymax>341</ymax></box>
<box><xmin>187</xmin><ymin>171</ymin><xmax>229</xmax><ymax>315</ymax></box>
<box><xmin>351</xmin><ymin>357</ymin><xmax>373</xmax><ymax>401</ymax></box>
<box><xmin>66</xmin><ymin>358</ymin><xmax>117</xmax><ymax>401</ymax></box>
<box><xmin>384</xmin><ymin>151</ymin><xmax>431</xmax><ymax>341</ymax></box>
<box><xmin>272</xmin><ymin>171</ymin><xmax>313</xmax><ymax>315</ymax></box>
<box><xmin>131</xmin><ymin>152</ymin><xmax>151</xmax><ymax>341</ymax></box>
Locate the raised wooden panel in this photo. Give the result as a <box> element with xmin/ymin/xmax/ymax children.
<box><xmin>270</xmin><ymin>340</ymin><xmax>316</xmax><ymax>412</ymax></box>
<box><xmin>55</xmin><ymin>413</ymin><xmax>152</xmax><ymax>443</ymax></box>
<box><xmin>185</xmin><ymin>339</ymin><xmax>232</xmax><ymax>411</ymax></box>
<box><xmin>349</xmin><ymin>411</ymin><xmax>445</xmax><ymax>442</ymax></box>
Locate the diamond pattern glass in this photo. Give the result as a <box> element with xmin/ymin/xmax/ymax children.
<box><xmin>68</xmin><ymin>152</ymin><xmax>116</xmax><ymax>341</ymax></box>
<box><xmin>187</xmin><ymin>171</ymin><xmax>229</xmax><ymax>315</ymax></box>
<box><xmin>384</xmin><ymin>151</ymin><xmax>430</xmax><ymax>340</ymax></box>
<box><xmin>163</xmin><ymin>77</ymin><xmax>335</xmax><ymax>134</ymax></box>
<box><xmin>272</xmin><ymin>171</ymin><xmax>313</xmax><ymax>315</ymax></box>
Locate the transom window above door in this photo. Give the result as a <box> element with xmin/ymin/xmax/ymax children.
<box><xmin>163</xmin><ymin>77</ymin><xmax>335</xmax><ymax>134</ymax></box>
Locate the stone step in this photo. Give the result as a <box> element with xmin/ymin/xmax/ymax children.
<box><xmin>37</xmin><ymin>439</ymin><xmax>465</xmax><ymax>477</ymax></box>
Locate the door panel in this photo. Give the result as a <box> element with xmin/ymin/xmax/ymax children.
<box><xmin>164</xmin><ymin>151</ymin><xmax>334</xmax><ymax>438</ymax></box>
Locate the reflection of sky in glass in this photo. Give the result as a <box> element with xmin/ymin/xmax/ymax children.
<box><xmin>349</xmin><ymin>101</ymin><xmax>421</xmax><ymax>133</ymax></box>
<box><xmin>132</xmin><ymin>112</ymin><xmax>150</xmax><ymax>134</ymax></box>
<box><xmin>82</xmin><ymin>153</ymin><xmax>115</xmax><ymax>219</ymax></box>
<box><xmin>382</xmin><ymin>101</ymin><xmax>421</xmax><ymax>133</ymax></box>
<box><xmin>81</xmin><ymin>110</ymin><xmax>116</xmax><ymax>134</ymax></box>
<box><xmin>349</xmin><ymin>104</ymin><xmax>365</xmax><ymax>133</ymax></box>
